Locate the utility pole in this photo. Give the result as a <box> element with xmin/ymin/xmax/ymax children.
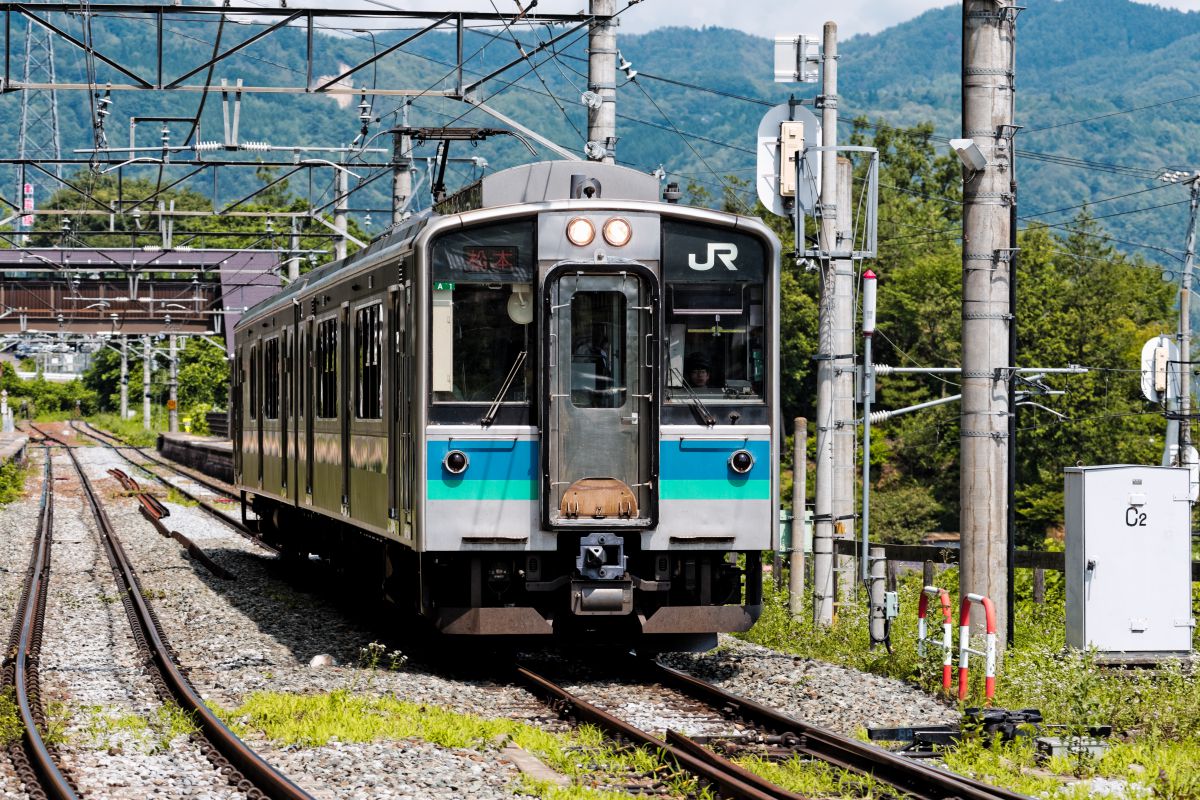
<box><xmin>119</xmin><ymin>335</ymin><xmax>129</xmax><ymax>420</ymax></box>
<box><xmin>288</xmin><ymin>217</ymin><xmax>301</xmax><ymax>282</ymax></box>
<box><xmin>334</xmin><ymin>167</ymin><xmax>349</xmax><ymax>261</ymax></box>
<box><xmin>142</xmin><ymin>335</ymin><xmax>152</xmax><ymax>431</ymax></box>
<box><xmin>813</xmin><ymin>20</ymin><xmax>838</xmax><ymax>628</ymax></box>
<box><xmin>168</xmin><ymin>334</ymin><xmax>179</xmax><ymax>433</ymax></box>
<box><xmin>392</xmin><ymin>123</ymin><xmax>413</xmax><ymax>227</ymax></box>
<box><xmin>789</xmin><ymin>417</ymin><xmax>807</xmax><ymax>618</ymax></box>
<box><xmin>832</xmin><ymin>156</ymin><xmax>857</xmax><ymax>599</ymax></box>
<box><xmin>1160</xmin><ymin>170</ymin><xmax>1200</xmax><ymax>473</ymax></box>
<box><xmin>586</xmin><ymin>0</ymin><xmax>617</xmax><ymax>163</ymax></box>
<box><xmin>960</xmin><ymin>0</ymin><xmax>1018</xmax><ymax>648</ymax></box>
<box><xmin>1182</xmin><ymin>176</ymin><xmax>1200</xmax><ymax>468</ymax></box>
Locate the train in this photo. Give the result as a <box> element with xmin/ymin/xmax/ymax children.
<box><xmin>232</xmin><ymin>160</ymin><xmax>780</xmax><ymax>650</ymax></box>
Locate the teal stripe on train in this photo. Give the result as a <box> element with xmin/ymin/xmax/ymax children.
<box><xmin>659</xmin><ymin>439</ymin><xmax>770</xmax><ymax>500</ymax></box>
<box><xmin>426</xmin><ymin>439</ymin><xmax>539</xmax><ymax>501</ymax></box>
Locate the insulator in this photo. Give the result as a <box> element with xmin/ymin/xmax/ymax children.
<box><xmin>193</xmin><ymin>141</ymin><xmax>222</xmax><ymax>152</ymax></box>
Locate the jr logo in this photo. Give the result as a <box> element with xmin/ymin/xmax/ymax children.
<box><xmin>687</xmin><ymin>243</ymin><xmax>739</xmax><ymax>271</ymax></box>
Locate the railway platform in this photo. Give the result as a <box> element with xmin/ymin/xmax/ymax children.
<box><xmin>157</xmin><ymin>432</ymin><xmax>234</xmax><ymax>483</ymax></box>
<box><xmin>0</xmin><ymin>432</ymin><xmax>28</xmax><ymax>466</ymax></box>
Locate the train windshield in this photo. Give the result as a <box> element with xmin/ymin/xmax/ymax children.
<box><xmin>661</xmin><ymin>221</ymin><xmax>767</xmax><ymax>402</ymax></box>
<box><xmin>429</xmin><ymin>220</ymin><xmax>535</xmax><ymax>404</ymax></box>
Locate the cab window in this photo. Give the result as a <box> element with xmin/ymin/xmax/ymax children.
<box><xmin>429</xmin><ymin>220</ymin><xmax>534</xmax><ymax>405</ymax></box>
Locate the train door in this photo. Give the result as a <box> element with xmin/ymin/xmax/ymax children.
<box><xmin>232</xmin><ymin>345</ymin><xmax>243</xmax><ymax>483</ymax></box>
<box><xmin>545</xmin><ymin>267</ymin><xmax>657</xmax><ymax>526</ymax></box>
<box><xmin>304</xmin><ymin>317</ymin><xmax>314</xmax><ymax>501</ymax></box>
<box><xmin>281</xmin><ymin>329</ymin><xmax>289</xmax><ymax>495</ymax></box>
<box><xmin>253</xmin><ymin>343</ymin><xmax>263</xmax><ymax>488</ymax></box>
<box><xmin>340</xmin><ymin>302</ymin><xmax>351</xmax><ymax>515</ymax></box>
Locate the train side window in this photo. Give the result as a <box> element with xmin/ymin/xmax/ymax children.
<box><xmin>355</xmin><ymin>303</ymin><xmax>382</xmax><ymax>420</ymax></box>
<box><xmin>248</xmin><ymin>344</ymin><xmax>258</xmax><ymax>420</ymax></box>
<box><xmin>263</xmin><ymin>337</ymin><xmax>280</xmax><ymax>419</ymax></box>
<box><xmin>315</xmin><ymin>317</ymin><xmax>339</xmax><ymax>418</ymax></box>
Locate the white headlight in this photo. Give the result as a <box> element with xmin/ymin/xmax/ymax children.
<box><xmin>566</xmin><ymin>217</ymin><xmax>595</xmax><ymax>247</ymax></box>
<box><xmin>603</xmin><ymin>217</ymin><xmax>632</xmax><ymax>247</ymax></box>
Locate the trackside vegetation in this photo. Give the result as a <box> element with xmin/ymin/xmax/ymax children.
<box><xmin>742</xmin><ymin>563</ymin><xmax>1200</xmax><ymax>798</ymax></box>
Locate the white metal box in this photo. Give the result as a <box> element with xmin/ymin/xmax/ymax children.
<box><xmin>1064</xmin><ymin>465</ymin><xmax>1194</xmax><ymax>655</ymax></box>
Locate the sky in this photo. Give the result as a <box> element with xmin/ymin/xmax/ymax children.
<box><xmin>307</xmin><ymin>0</ymin><xmax>1200</xmax><ymax>39</ymax></box>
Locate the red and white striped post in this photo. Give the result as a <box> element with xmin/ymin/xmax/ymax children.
<box><xmin>917</xmin><ymin>586</ymin><xmax>954</xmax><ymax>694</ymax></box>
<box><xmin>958</xmin><ymin>593</ymin><xmax>997</xmax><ymax>702</ymax></box>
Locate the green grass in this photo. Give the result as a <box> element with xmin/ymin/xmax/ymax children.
<box><xmin>0</xmin><ymin>458</ymin><xmax>29</xmax><ymax>505</ymax></box>
<box><xmin>76</xmin><ymin>702</ymin><xmax>199</xmax><ymax>754</ymax></box>
<box><xmin>222</xmin><ymin>690</ymin><xmax>712</xmax><ymax>800</ymax></box>
<box><xmin>744</xmin><ymin>556</ymin><xmax>1200</xmax><ymax>797</ymax></box>
<box><xmin>85</xmin><ymin>412</ymin><xmax>165</xmax><ymax>447</ymax></box>
<box><xmin>0</xmin><ymin>689</ymin><xmax>23</xmax><ymax>745</ymax></box>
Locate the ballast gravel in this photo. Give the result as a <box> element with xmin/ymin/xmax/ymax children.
<box><xmin>661</xmin><ymin>637</ymin><xmax>960</xmax><ymax>736</ymax></box>
<box><xmin>0</xmin><ymin>447</ymin><xmax>43</xmax><ymax>800</ymax></box>
<box><xmin>39</xmin><ymin>449</ymin><xmax>249</xmax><ymax>800</ymax></box>
<box><xmin>45</xmin><ymin>436</ymin><xmax>961</xmax><ymax>798</ymax></box>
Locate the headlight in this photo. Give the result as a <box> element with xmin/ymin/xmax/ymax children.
<box><xmin>729</xmin><ymin>450</ymin><xmax>755</xmax><ymax>475</ymax></box>
<box><xmin>443</xmin><ymin>450</ymin><xmax>470</xmax><ymax>475</ymax></box>
<box><xmin>602</xmin><ymin>217</ymin><xmax>632</xmax><ymax>247</ymax></box>
<box><xmin>566</xmin><ymin>217</ymin><xmax>595</xmax><ymax>246</ymax></box>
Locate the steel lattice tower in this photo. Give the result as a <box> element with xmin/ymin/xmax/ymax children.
<box><xmin>17</xmin><ymin>13</ymin><xmax>62</xmax><ymax>235</ymax></box>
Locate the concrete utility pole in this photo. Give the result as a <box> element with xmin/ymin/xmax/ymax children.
<box><xmin>790</xmin><ymin>417</ymin><xmax>807</xmax><ymax>618</ymax></box>
<box><xmin>961</xmin><ymin>0</ymin><xmax>1018</xmax><ymax>648</ymax></box>
<box><xmin>586</xmin><ymin>0</ymin><xmax>617</xmax><ymax>163</ymax></box>
<box><xmin>142</xmin><ymin>335</ymin><xmax>152</xmax><ymax>431</ymax></box>
<box><xmin>1164</xmin><ymin>171</ymin><xmax>1200</xmax><ymax>472</ymax></box>
<box><xmin>288</xmin><ymin>217</ymin><xmax>301</xmax><ymax>282</ymax></box>
<box><xmin>119</xmin><ymin>336</ymin><xmax>129</xmax><ymax>420</ymax></box>
<box><xmin>812</xmin><ymin>20</ymin><xmax>838</xmax><ymax>628</ymax></box>
<box><xmin>392</xmin><ymin>124</ymin><xmax>413</xmax><ymax>227</ymax></box>
<box><xmin>832</xmin><ymin>156</ymin><xmax>857</xmax><ymax>599</ymax></box>
<box><xmin>168</xmin><ymin>334</ymin><xmax>179</xmax><ymax>433</ymax></box>
<box><xmin>334</xmin><ymin>167</ymin><xmax>349</xmax><ymax>261</ymax></box>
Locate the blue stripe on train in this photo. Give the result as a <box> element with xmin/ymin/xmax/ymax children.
<box><xmin>659</xmin><ymin>439</ymin><xmax>770</xmax><ymax>482</ymax></box>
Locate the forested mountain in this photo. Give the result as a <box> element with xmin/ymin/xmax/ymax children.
<box><xmin>2</xmin><ymin>0</ymin><xmax>1194</xmax><ymax>540</ymax></box>
<box><xmin>2</xmin><ymin>0</ymin><xmax>1197</xmax><ymax>255</ymax></box>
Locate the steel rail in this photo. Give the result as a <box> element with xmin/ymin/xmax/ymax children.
<box><xmin>72</xmin><ymin>421</ymin><xmax>267</xmax><ymax>549</ymax></box>
<box><xmin>2</xmin><ymin>445</ymin><xmax>80</xmax><ymax>800</ymax></box>
<box><xmin>514</xmin><ymin>664</ymin><xmax>808</xmax><ymax>800</ymax></box>
<box><xmin>76</xmin><ymin>420</ymin><xmax>238</xmax><ymax>499</ymax></box>
<box><xmin>649</xmin><ymin>660</ymin><xmax>1031</xmax><ymax>800</ymax></box>
<box><xmin>34</xmin><ymin>425</ymin><xmax>315</xmax><ymax>800</ymax></box>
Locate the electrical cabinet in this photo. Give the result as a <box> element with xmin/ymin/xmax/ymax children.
<box><xmin>1064</xmin><ymin>465</ymin><xmax>1194</xmax><ymax>656</ymax></box>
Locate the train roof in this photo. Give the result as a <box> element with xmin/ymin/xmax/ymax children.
<box><xmin>233</xmin><ymin>160</ymin><xmax>769</xmax><ymax>332</ymax></box>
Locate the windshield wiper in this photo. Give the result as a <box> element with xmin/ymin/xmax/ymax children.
<box><xmin>481</xmin><ymin>350</ymin><xmax>528</xmax><ymax>428</ymax></box>
<box><xmin>670</xmin><ymin>366</ymin><xmax>716</xmax><ymax>427</ymax></box>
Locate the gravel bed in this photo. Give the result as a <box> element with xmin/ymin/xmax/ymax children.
<box><xmin>0</xmin><ymin>447</ymin><xmax>44</xmax><ymax>800</ymax></box>
<box><xmin>660</xmin><ymin>636</ymin><xmax>959</xmax><ymax>736</ymax></box>
<box><xmin>40</xmin><ymin>449</ymin><xmax>249</xmax><ymax>799</ymax></box>
<box><xmin>67</xmin><ymin>436</ymin><xmax>962</xmax><ymax>797</ymax></box>
<box><xmin>73</xmin><ymin>444</ymin><xmax>545</xmax><ymax>799</ymax></box>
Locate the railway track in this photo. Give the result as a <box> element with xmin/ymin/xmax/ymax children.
<box><xmin>2</xmin><ymin>444</ymin><xmax>80</xmax><ymax>799</ymax></box>
<box><xmin>69</xmin><ymin>420</ymin><xmax>268</xmax><ymax>550</ymax></box>
<box><xmin>516</xmin><ymin>657</ymin><xmax>1031</xmax><ymax>800</ymax></box>
<box><xmin>28</xmin><ymin>425</ymin><xmax>314</xmax><ymax>800</ymax></box>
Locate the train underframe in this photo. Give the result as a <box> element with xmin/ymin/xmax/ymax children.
<box><xmin>250</xmin><ymin>494</ymin><xmax>762</xmax><ymax>651</ymax></box>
